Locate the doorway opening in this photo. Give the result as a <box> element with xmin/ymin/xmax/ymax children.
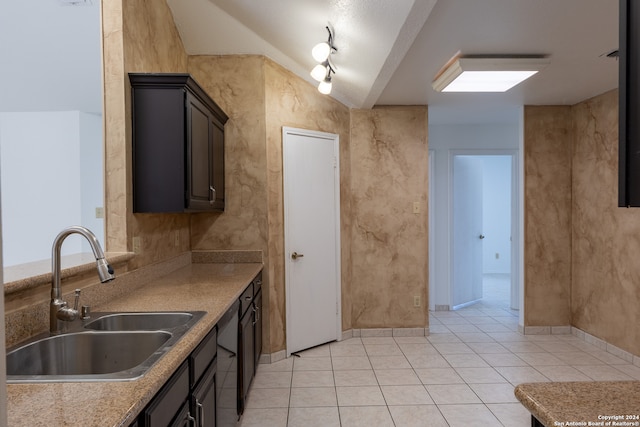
<box><xmin>451</xmin><ymin>154</ymin><xmax>515</xmax><ymax>312</ymax></box>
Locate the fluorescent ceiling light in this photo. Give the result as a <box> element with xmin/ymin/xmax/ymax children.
<box><xmin>432</xmin><ymin>57</ymin><xmax>549</xmax><ymax>92</ymax></box>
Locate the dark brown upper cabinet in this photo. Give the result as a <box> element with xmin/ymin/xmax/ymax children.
<box><xmin>619</xmin><ymin>0</ymin><xmax>640</xmax><ymax>207</ymax></box>
<box><xmin>129</xmin><ymin>73</ymin><xmax>228</xmax><ymax>213</ymax></box>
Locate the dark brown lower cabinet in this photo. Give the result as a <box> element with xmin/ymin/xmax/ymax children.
<box><xmin>238</xmin><ymin>272</ymin><xmax>262</xmax><ymax>415</ymax></box>
<box><xmin>137</xmin><ymin>328</ymin><xmax>217</xmax><ymax>427</ymax></box>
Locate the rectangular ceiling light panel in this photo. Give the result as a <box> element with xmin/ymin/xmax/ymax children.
<box><xmin>432</xmin><ymin>57</ymin><xmax>549</xmax><ymax>92</ymax></box>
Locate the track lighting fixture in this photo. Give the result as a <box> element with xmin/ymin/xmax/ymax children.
<box><xmin>310</xmin><ymin>25</ymin><xmax>337</xmax><ymax>94</ymax></box>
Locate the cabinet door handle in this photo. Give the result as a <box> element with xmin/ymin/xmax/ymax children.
<box><xmin>291</xmin><ymin>252</ymin><xmax>304</xmax><ymax>260</ymax></box>
<box><xmin>196</xmin><ymin>399</ymin><xmax>204</xmax><ymax>427</ymax></box>
<box><xmin>209</xmin><ymin>186</ymin><xmax>216</xmax><ymax>205</ymax></box>
<box><xmin>185</xmin><ymin>412</ymin><xmax>196</xmax><ymax>427</ymax></box>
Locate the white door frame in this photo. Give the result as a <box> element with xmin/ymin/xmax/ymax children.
<box><xmin>283</xmin><ymin>127</ymin><xmax>342</xmax><ymax>356</ymax></box>
<box><xmin>447</xmin><ymin>149</ymin><xmax>522</xmax><ymax>313</ymax></box>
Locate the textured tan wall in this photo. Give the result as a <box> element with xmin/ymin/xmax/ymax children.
<box><xmin>349</xmin><ymin>107</ymin><xmax>429</xmax><ymax>329</ymax></box>
<box><xmin>523</xmin><ymin>106</ymin><xmax>573</xmax><ymax>326</ymax></box>
<box><xmin>103</xmin><ymin>0</ymin><xmax>191</xmax><ymax>269</ymax></box>
<box><xmin>571</xmin><ymin>89</ymin><xmax>640</xmax><ymax>355</ymax></box>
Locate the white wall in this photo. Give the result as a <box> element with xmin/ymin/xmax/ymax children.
<box><xmin>0</xmin><ymin>112</ymin><xmax>103</xmax><ymax>266</ymax></box>
<box><xmin>428</xmin><ymin>121</ymin><xmax>519</xmax><ymax>309</ymax></box>
<box><xmin>481</xmin><ymin>156</ymin><xmax>512</xmax><ymax>274</ymax></box>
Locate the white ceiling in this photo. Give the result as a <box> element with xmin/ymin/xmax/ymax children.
<box><xmin>167</xmin><ymin>0</ymin><xmax>619</xmax><ymax>123</ymax></box>
<box><xmin>3</xmin><ymin>0</ymin><xmax>618</xmax><ymax>124</ymax></box>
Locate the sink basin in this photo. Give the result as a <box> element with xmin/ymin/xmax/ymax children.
<box><xmin>6</xmin><ymin>310</ymin><xmax>205</xmax><ymax>383</ymax></box>
<box><xmin>6</xmin><ymin>331</ymin><xmax>171</xmax><ymax>381</ymax></box>
<box><xmin>84</xmin><ymin>312</ymin><xmax>194</xmax><ymax>331</ymax></box>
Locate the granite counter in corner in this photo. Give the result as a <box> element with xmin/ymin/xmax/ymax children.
<box><xmin>515</xmin><ymin>381</ymin><xmax>640</xmax><ymax>427</ymax></box>
<box><xmin>7</xmin><ymin>262</ymin><xmax>263</xmax><ymax>427</ymax></box>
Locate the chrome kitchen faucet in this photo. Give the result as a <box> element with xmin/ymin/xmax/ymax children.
<box><xmin>50</xmin><ymin>226</ymin><xmax>115</xmax><ymax>335</ymax></box>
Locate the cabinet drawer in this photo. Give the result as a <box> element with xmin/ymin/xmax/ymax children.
<box><xmin>239</xmin><ymin>283</ymin><xmax>254</xmax><ymax>315</ymax></box>
<box><xmin>190</xmin><ymin>327</ymin><xmax>217</xmax><ymax>386</ymax></box>
<box><xmin>142</xmin><ymin>361</ymin><xmax>189</xmax><ymax>427</ymax></box>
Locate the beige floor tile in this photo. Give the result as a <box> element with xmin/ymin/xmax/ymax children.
<box><xmin>291</xmin><ymin>370</ymin><xmax>334</xmax><ymax>387</ymax></box>
<box><xmin>466</xmin><ymin>342</ymin><xmax>510</xmax><ymax>354</ymax></box>
<box><xmin>453</xmin><ymin>332</ymin><xmax>495</xmax><ymax>342</ymax></box>
<box><xmin>406</xmin><ymin>353</ymin><xmax>451</xmax><ymax>369</ymax></box>
<box><xmin>289</xmin><ymin>387</ymin><xmax>337</xmax><ymax>407</ymax></box>
<box><xmin>552</xmin><ymin>351</ymin><xmax>606</xmax><ymax>365</ymax></box>
<box><xmin>480</xmin><ymin>352</ymin><xmax>528</xmax><ymax>367</ymax></box>
<box><xmin>331</xmin><ymin>356</ymin><xmax>372</xmax><ymax>370</ymax></box>
<box><xmin>534</xmin><ymin>365</ymin><xmax>592</xmax><ymax>382</ymax></box>
<box><xmin>336</xmin><ymin>385</ymin><xmax>386</xmax><ymax>406</ymax></box>
<box><xmin>238</xmin><ymin>408</ymin><xmax>288</xmax><ymax>427</ymax></box>
<box><xmin>364</xmin><ymin>343</ymin><xmax>403</xmax><ymax>356</ymax></box>
<box><xmin>293</xmin><ymin>344</ymin><xmax>331</xmax><ymax>357</ymax></box>
<box><xmin>333</xmin><ymin>369</ymin><xmax>378</xmax><ymax>386</ymax></box>
<box><xmin>329</xmin><ymin>344</ymin><xmax>367</xmax><ymax>357</ymax></box>
<box><xmin>361</xmin><ymin>336</ymin><xmax>396</xmax><ymax>345</ymax></box>
<box><xmin>499</xmin><ymin>341</ymin><xmax>545</xmax><ymax>353</ymax></box>
<box><xmin>338</xmin><ymin>406</ymin><xmax>395</xmax><ymax>427</ymax></box>
<box><xmin>287</xmin><ymin>407</ymin><xmax>340</xmax><ymax>427</ymax></box>
<box><xmin>292</xmin><ymin>356</ymin><xmax>332</xmax><ymax>371</ymax></box>
<box><xmin>388</xmin><ymin>405</ymin><xmax>448</xmax><ymax>427</ymax></box>
<box><xmin>438</xmin><ymin>403</ymin><xmax>501</xmax><ymax>427</ymax></box>
<box><xmin>487</xmin><ymin>403</ymin><xmax>533</xmax><ymax>427</ymax></box>
<box><xmin>397</xmin><ymin>342</ymin><xmax>439</xmax><ymax>355</ymax></box>
<box><xmin>574</xmin><ymin>364</ymin><xmax>634</xmax><ymax>381</ymax></box>
<box><xmin>455</xmin><ymin>367</ymin><xmax>508</xmax><ymax>383</ymax></box>
<box><xmin>515</xmin><ymin>352</ymin><xmax>566</xmax><ymax>366</ymax></box>
<box><xmin>433</xmin><ymin>342</ymin><xmax>474</xmax><ymax>354</ymax></box>
<box><xmin>374</xmin><ymin>368</ymin><xmax>421</xmax><ymax>385</ymax></box>
<box><xmin>380</xmin><ymin>384</ymin><xmax>434</xmax><ymax>405</ymax></box>
<box><xmin>251</xmin><ymin>370</ymin><xmax>293</xmax><ymax>389</ymax></box>
<box><xmin>415</xmin><ymin>367</ymin><xmax>465</xmax><ymax>384</ymax></box>
<box><xmin>256</xmin><ymin>358</ymin><xmax>294</xmax><ymax>372</ymax></box>
<box><xmin>494</xmin><ymin>366</ymin><xmax>550</xmax><ymax>385</ymax></box>
<box><xmin>427</xmin><ymin>333</ymin><xmax>462</xmax><ymax>344</ymax></box>
<box><xmin>469</xmin><ymin>383</ymin><xmax>519</xmax><ymax>403</ymax></box>
<box><xmin>425</xmin><ymin>384</ymin><xmax>482</xmax><ymax>404</ymax></box>
<box><xmin>443</xmin><ymin>353</ymin><xmax>490</xmax><ymax>368</ymax></box>
<box><xmin>244</xmin><ymin>388</ymin><xmax>291</xmax><ymax>409</ymax></box>
<box><xmin>394</xmin><ymin>336</ymin><xmax>429</xmax><ymax>344</ymax></box>
<box><xmin>368</xmin><ymin>355</ymin><xmax>411</xmax><ymax>369</ymax></box>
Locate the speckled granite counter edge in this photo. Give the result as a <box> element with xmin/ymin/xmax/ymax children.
<box><xmin>515</xmin><ymin>381</ymin><xmax>640</xmax><ymax>426</ymax></box>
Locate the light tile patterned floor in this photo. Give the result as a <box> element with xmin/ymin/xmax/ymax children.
<box><xmin>239</xmin><ymin>275</ymin><xmax>640</xmax><ymax>426</ymax></box>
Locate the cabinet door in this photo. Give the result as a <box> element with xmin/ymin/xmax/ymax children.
<box><xmin>141</xmin><ymin>361</ymin><xmax>189</xmax><ymax>427</ymax></box>
<box><xmin>211</xmin><ymin>119</ymin><xmax>225</xmax><ymax>210</ymax></box>
<box><xmin>186</xmin><ymin>92</ymin><xmax>214</xmax><ymax>211</ymax></box>
<box><xmin>253</xmin><ymin>289</ymin><xmax>262</xmax><ymax>367</ymax></box>
<box><xmin>239</xmin><ymin>310</ymin><xmax>255</xmax><ymax>414</ymax></box>
<box><xmin>192</xmin><ymin>360</ymin><xmax>216</xmax><ymax>427</ymax></box>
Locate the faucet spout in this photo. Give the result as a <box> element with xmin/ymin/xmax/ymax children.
<box><xmin>50</xmin><ymin>226</ymin><xmax>115</xmax><ymax>335</ymax></box>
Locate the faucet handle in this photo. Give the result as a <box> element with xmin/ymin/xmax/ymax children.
<box><xmin>72</xmin><ymin>289</ymin><xmax>81</xmax><ymax>312</ymax></box>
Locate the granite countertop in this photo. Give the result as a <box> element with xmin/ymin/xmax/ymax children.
<box><xmin>515</xmin><ymin>381</ymin><xmax>640</xmax><ymax>426</ymax></box>
<box><xmin>6</xmin><ymin>262</ymin><xmax>263</xmax><ymax>427</ymax></box>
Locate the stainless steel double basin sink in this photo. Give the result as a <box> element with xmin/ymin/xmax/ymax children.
<box><xmin>6</xmin><ymin>311</ymin><xmax>205</xmax><ymax>383</ymax></box>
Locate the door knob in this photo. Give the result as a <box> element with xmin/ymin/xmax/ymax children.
<box><xmin>479</xmin><ymin>234</ymin><xmax>485</xmax><ymax>240</ymax></box>
<box><xmin>291</xmin><ymin>252</ymin><xmax>304</xmax><ymax>260</ymax></box>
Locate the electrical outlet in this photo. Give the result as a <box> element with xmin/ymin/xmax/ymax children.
<box><xmin>495</xmin><ymin>252</ymin><xmax>500</xmax><ymax>259</ymax></box>
<box><xmin>414</xmin><ymin>295</ymin><xmax>421</xmax><ymax>307</ymax></box>
<box><xmin>174</xmin><ymin>231</ymin><xmax>180</xmax><ymax>247</ymax></box>
<box><xmin>95</xmin><ymin>207</ymin><xmax>104</xmax><ymax>219</ymax></box>
<box><xmin>412</xmin><ymin>201</ymin><xmax>420</xmax><ymax>214</ymax></box>
<box><xmin>132</xmin><ymin>236</ymin><xmax>141</xmax><ymax>253</ymax></box>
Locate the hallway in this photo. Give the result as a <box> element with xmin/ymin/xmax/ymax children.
<box><xmin>238</xmin><ymin>278</ymin><xmax>640</xmax><ymax>426</ymax></box>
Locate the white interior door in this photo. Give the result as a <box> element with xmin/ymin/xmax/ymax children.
<box><xmin>452</xmin><ymin>155</ymin><xmax>483</xmax><ymax>307</ymax></box>
<box><xmin>283</xmin><ymin>127</ymin><xmax>341</xmax><ymax>356</ymax></box>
